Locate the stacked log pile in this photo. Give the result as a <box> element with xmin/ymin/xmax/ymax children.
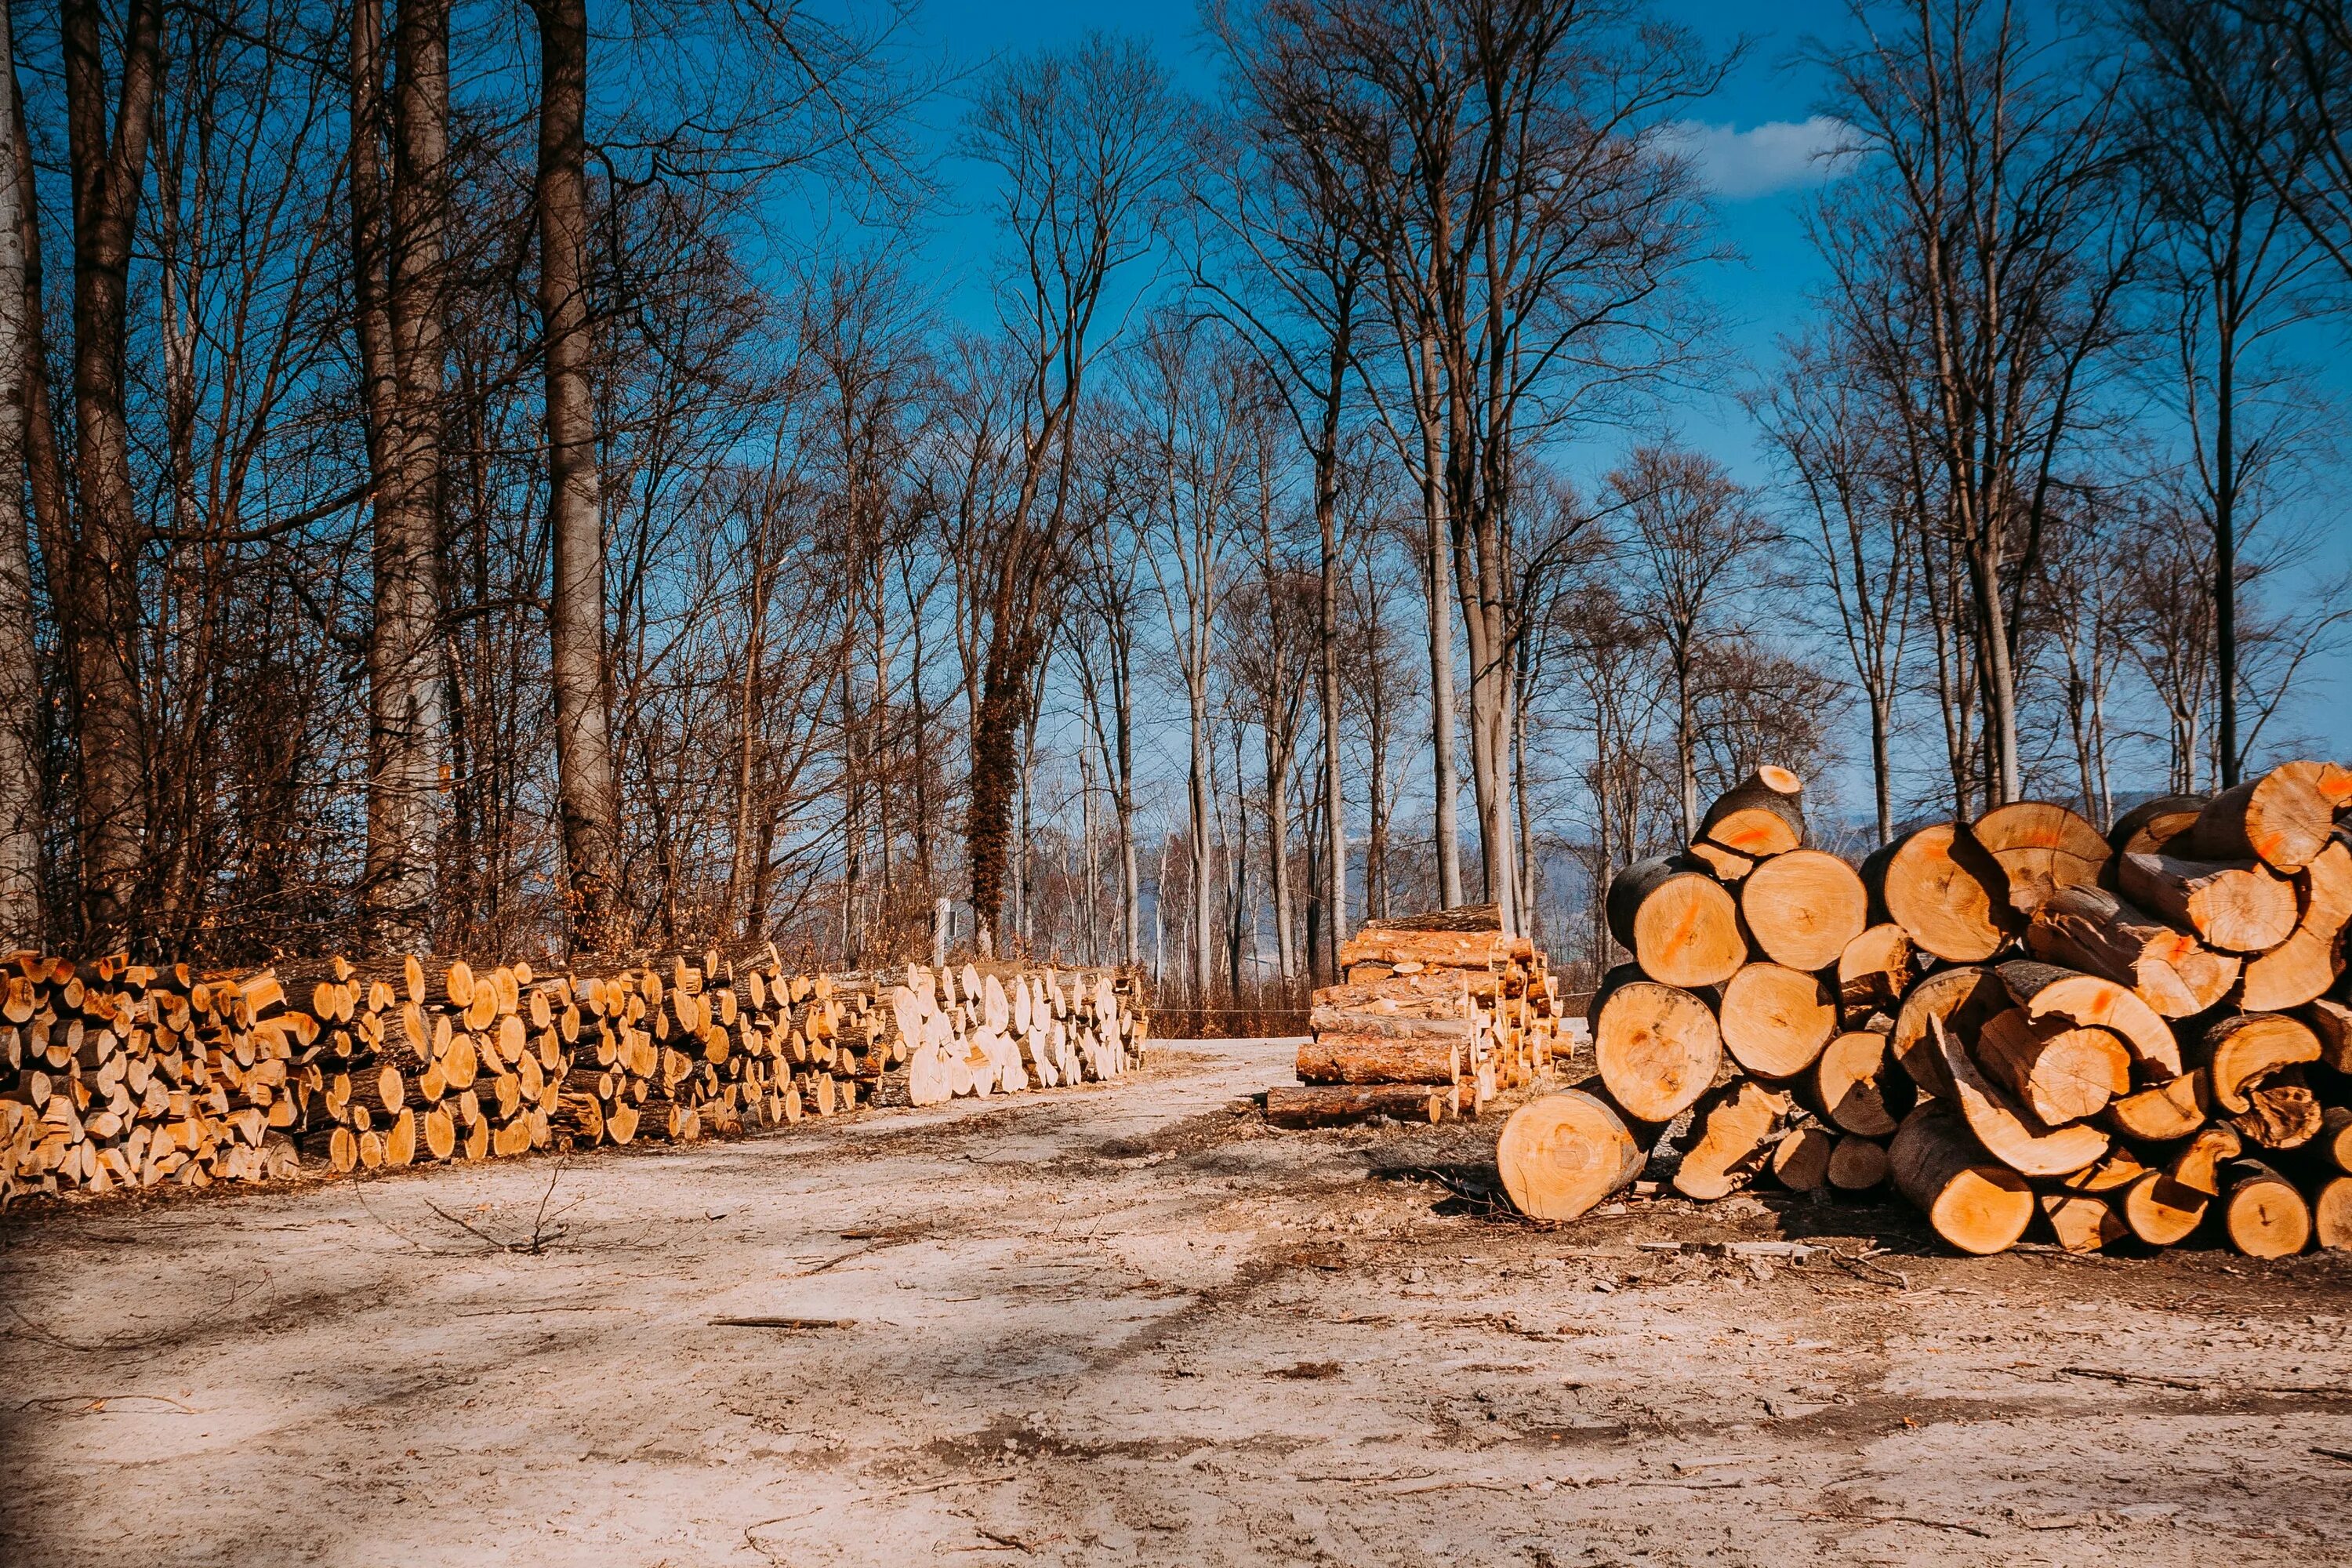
<box><xmin>1496</xmin><ymin>760</ymin><xmax>2352</xmax><ymax>1260</ymax></box>
<box><xmin>0</xmin><ymin>947</ymin><xmax>1146</xmax><ymax>1203</ymax></box>
<box><xmin>1268</xmin><ymin>906</ymin><xmax>1563</xmax><ymax>1127</ymax></box>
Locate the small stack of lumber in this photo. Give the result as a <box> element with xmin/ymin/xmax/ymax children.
<box><xmin>0</xmin><ymin>945</ymin><xmax>1149</xmax><ymax>1204</ymax></box>
<box><xmin>1497</xmin><ymin>760</ymin><xmax>2352</xmax><ymax>1260</ymax></box>
<box><xmin>1268</xmin><ymin>905</ymin><xmax>1563</xmax><ymax>1127</ymax></box>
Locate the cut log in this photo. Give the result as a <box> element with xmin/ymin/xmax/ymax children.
<box><xmin>1810</xmin><ymin>1027</ymin><xmax>1913</xmax><ymax>1138</ymax></box>
<box><xmin>2227</xmin><ymin>1069</ymin><xmax>2320</xmax><ymax>1150</ymax></box>
<box><xmin>1308</xmin><ymin>975</ymin><xmax>1472</xmax><ymax>1033</ymax></box>
<box><xmin>1293</xmin><ymin>1033</ymin><xmax>1461</xmax><ymax>1086</ymax></box>
<box><xmin>1835</xmin><ymin>924</ymin><xmax>1915</xmax><ymax>1027</ymax></box>
<box><xmin>1972</xmin><ymin>800</ymin><xmax>2111</xmax><ymax>916</ymax></box>
<box><xmin>2238</xmin><ymin>837</ymin><xmax>2352</xmax><ymax>1011</ymax></box>
<box><xmin>1356</xmin><ymin>903</ymin><xmax>1503</xmax><ymax>934</ymax></box>
<box><xmin>1605</xmin><ymin>857</ymin><xmax>1745</xmax><ymax>989</ymax></box>
<box><xmin>1890</xmin><ymin>1102</ymin><xmax>2034</xmax><ymax>1255</ymax></box>
<box><xmin>2288</xmin><ymin>1104</ymin><xmax>2352</xmax><ymax>1177</ymax></box>
<box><xmin>1591</xmin><ymin>980</ymin><xmax>1723</xmax><ymax>1123</ymax></box>
<box><xmin>2107</xmin><ymin>793</ymin><xmax>2205</xmax><ymax>858</ymax></box>
<box><xmin>1867</xmin><ymin>822</ymin><xmax>2013</xmax><ymax>963</ymax></box>
<box><xmin>2120</xmin><ymin>1124</ymin><xmax>2241</xmax><ymax>1246</ymax></box>
<box><xmin>2314</xmin><ymin>1176</ymin><xmax>2352</xmax><ymax>1251</ymax></box>
<box><xmin>1718</xmin><ymin>963</ymin><xmax>1837</xmax><ymax>1080</ymax></box>
<box><xmin>2220</xmin><ymin>1159</ymin><xmax>2311</xmax><ymax>1258</ymax></box>
<box><xmin>1890</xmin><ymin>965</ymin><xmax>2009</xmax><ymax>1099</ymax></box>
<box><xmin>1684</xmin><ymin>840</ymin><xmax>1755</xmax><ymax>884</ymax></box>
<box><xmin>2102</xmin><ymin>1070</ymin><xmax>2209</xmax><ymax>1142</ymax></box>
<box><xmin>2040</xmin><ymin>1190</ymin><xmax>2127</xmax><ymax>1254</ymax></box>
<box><xmin>1826</xmin><ymin>1134</ymin><xmax>1889</xmax><ymax>1192</ymax></box>
<box><xmin>2195</xmin><ymin>1013</ymin><xmax>2321</xmax><ymax>1112</ymax></box>
<box><xmin>1739</xmin><ymin>849</ymin><xmax>1869</xmax><ymax>971</ymax></box>
<box><xmin>2027</xmin><ymin>884</ymin><xmax>2240</xmax><ymax>1018</ymax></box>
<box><xmin>1699</xmin><ymin>766</ymin><xmax>1806</xmax><ymax>858</ymax></box>
<box><xmin>1673</xmin><ymin>1079</ymin><xmax>1795</xmax><ymax>1200</ymax></box>
<box><xmin>2307</xmin><ymin>997</ymin><xmax>2352</xmax><ymax>1073</ymax></box>
<box><xmin>2116</xmin><ymin>852</ymin><xmax>2299</xmax><ymax>954</ymax></box>
<box><xmin>1265</xmin><ymin>1083</ymin><xmax>1446</xmax><ymax>1127</ymax></box>
<box><xmin>1973</xmin><ymin>1007</ymin><xmax>2130</xmax><ymax>1125</ymax></box>
<box><xmin>1769</xmin><ymin>1123</ymin><xmax>1833</xmax><ymax>1192</ymax></box>
<box><xmin>2187</xmin><ymin>760</ymin><xmax>2352</xmax><ymax>872</ymax></box>
<box><xmin>1995</xmin><ymin>960</ymin><xmax>2183</xmax><ymax>1076</ymax></box>
<box><xmin>1930</xmin><ymin>1014</ymin><xmax>2108</xmax><ymax>1178</ymax></box>
<box><xmin>1495</xmin><ymin>1091</ymin><xmax>1648</xmax><ymax>1221</ymax></box>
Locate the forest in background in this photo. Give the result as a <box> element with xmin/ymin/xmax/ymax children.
<box><xmin>2</xmin><ymin>0</ymin><xmax>2349</xmax><ymax>1008</ymax></box>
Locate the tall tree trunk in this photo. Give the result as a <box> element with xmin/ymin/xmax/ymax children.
<box><xmin>1418</xmin><ymin>336</ymin><xmax>1461</xmax><ymax>908</ymax></box>
<box><xmin>2213</xmin><ymin>314</ymin><xmax>2239</xmax><ymax>786</ymax></box>
<box><xmin>358</xmin><ymin>0</ymin><xmax>452</xmax><ymax>956</ymax></box>
<box><xmin>1265</xmin><ymin>724</ymin><xmax>1294</xmax><ymax>981</ymax></box>
<box><xmin>60</xmin><ymin>0</ymin><xmax>163</xmax><ymax>943</ymax></box>
<box><xmin>1314</xmin><ymin>318</ymin><xmax>1348</xmax><ymax>980</ymax></box>
<box><xmin>1187</xmin><ymin>665</ymin><xmax>1212</xmax><ymax>999</ymax></box>
<box><xmin>0</xmin><ymin>0</ymin><xmax>40</xmax><ymax>945</ymax></box>
<box><xmin>1113</xmin><ymin>628</ymin><xmax>1138</xmax><ymax>967</ymax></box>
<box><xmin>534</xmin><ymin>0</ymin><xmax>621</xmax><ymax>952</ymax></box>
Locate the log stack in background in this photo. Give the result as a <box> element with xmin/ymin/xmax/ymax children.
<box><xmin>1268</xmin><ymin>905</ymin><xmax>1563</xmax><ymax>1127</ymax></box>
<box><xmin>1496</xmin><ymin>760</ymin><xmax>2352</xmax><ymax>1259</ymax></box>
<box><xmin>0</xmin><ymin>946</ymin><xmax>1147</xmax><ymax>1204</ymax></box>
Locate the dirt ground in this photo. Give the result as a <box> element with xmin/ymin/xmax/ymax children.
<box><xmin>4</xmin><ymin>1036</ymin><xmax>2350</xmax><ymax>1567</ymax></box>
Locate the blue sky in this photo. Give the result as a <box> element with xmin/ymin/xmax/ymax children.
<box><xmin>892</xmin><ymin>0</ymin><xmax>2352</xmax><ymax>785</ymax></box>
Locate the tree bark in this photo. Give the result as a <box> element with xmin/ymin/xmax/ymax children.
<box><xmin>535</xmin><ymin>0</ymin><xmax>622</xmax><ymax>952</ymax></box>
<box><xmin>60</xmin><ymin>0</ymin><xmax>165</xmax><ymax>942</ymax></box>
<box><xmin>358</xmin><ymin>0</ymin><xmax>452</xmax><ymax>956</ymax></box>
<box><xmin>1417</xmin><ymin>332</ymin><xmax>1461</xmax><ymax>908</ymax></box>
<box><xmin>0</xmin><ymin>0</ymin><xmax>42</xmax><ymax>945</ymax></box>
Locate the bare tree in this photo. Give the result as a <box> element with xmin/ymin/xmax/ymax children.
<box><xmin>956</xmin><ymin>34</ymin><xmax>1179</xmax><ymax>955</ymax></box>
<box><xmin>1606</xmin><ymin>446</ymin><xmax>1775</xmax><ymax>844</ymax></box>
<box><xmin>1809</xmin><ymin>0</ymin><xmax>2141</xmax><ymax>805</ymax></box>
<box><xmin>0</xmin><ymin>0</ymin><xmax>40</xmax><ymax>944</ymax></box>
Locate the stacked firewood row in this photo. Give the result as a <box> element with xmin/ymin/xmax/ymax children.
<box><xmin>1267</xmin><ymin>906</ymin><xmax>1564</xmax><ymax>1127</ymax></box>
<box><xmin>0</xmin><ymin>946</ymin><xmax>1146</xmax><ymax>1204</ymax></box>
<box><xmin>1497</xmin><ymin>760</ymin><xmax>2352</xmax><ymax>1260</ymax></box>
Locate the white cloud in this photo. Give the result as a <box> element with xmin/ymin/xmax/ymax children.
<box><xmin>1653</xmin><ymin>116</ymin><xmax>1860</xmax><ymax>200</ymax></box>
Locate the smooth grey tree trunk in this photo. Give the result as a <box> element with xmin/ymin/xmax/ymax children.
<box><xmin>535</xmin><ymin>0</ymin><xmax>622</xmax><ymax>951</ymax></box>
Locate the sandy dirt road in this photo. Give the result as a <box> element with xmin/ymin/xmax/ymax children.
<box><xmin>4</xmin><ymin>1036</ymin><xmax>2351</xmax><ymax>1566</ymax></box>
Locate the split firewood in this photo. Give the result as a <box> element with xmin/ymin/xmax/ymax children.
<box><xmin>1496</xmin><ymin>1092</ymin><xmax>1648</xmax><ymax>1221</ymax></box>
<box><xmin>2227</xmin><ymin>1068</ymin><xmax>2321</xmax><ymax>1150</ymax></box>
<box><xmin>2116</xmin><ymin>852</ymin><xmax>2299</xmax><ymax>955</ymax></box>
<box><xmin>1867</xmin><ymin>822</ymin><xmax>2013</xmax><ymax>964</ymax></box>
<box><xmin>1972</xmin><ymin>800</ymin><xmax>2111</xmax><ymax>916</ymax></box>
<box><xmin>1929</xmin><ymin>1014</ymin><xmax>2107</xmax><ymax>1178</ymax></box>
<box><xmin>1835</xmin><ymin>924</ymin><xmax>1915</xmax><ymax>1027</ymax></box>
<box><xmin>2041</xmin><ymin>1149</ymin><xmax>2146</xmax><ymax>1254</ymax></box>
<box><xmin>1890</xmin><ymin>964</ymin><xmax>2009</xmax><ymax>1100</ymax></box>
<box><xmin>1973</xmin><ymin>1007</ymin><xmax>2130</xmax><ymax>1126</ymax></box>
<box><xmin>1698</xmin><ymin>766</ymin><xmax>1806</xmax><ymax>858</ymax></box>
<box><xmin>1740</xmin><ymin>850</ymin><xmax>1868</xmax><ymax>972</ymax></box>
<box><xmin>1890</xmin><ymin>1101</ymin><xmax>2034</xmax><ymax>1255</ymax></box>
<box><xmin>1606</xmin><ymin>856</ymin><xmax>1746</xmax><ymax>989</ymax></box>
<box><xmin>2302</xmin><ymin>997</ymin><xmax>2352</xmax><ymax>1074</ymax></box>
<box><xmin>2195</xmin><ymin>1014</ymin><xmax>2322</xmax><ymax>1113</ymax></box>
<box><xmin>1673</xmin><ymin>1079</ymin><xmax>1795</xmax><ymax>1200</ymax></box>
<box><xmin>2026</xmin><ymin>885</ymin><xmax>2240</xmax><ymax>1018</ymax></box>
<box><xmin>1995</xmin><ymin>960</ymin><xmax>2182</xmax><ymax>1076</ymax></box>
<box><xmin>2314</xmin><ymin>1177</ymin><xmax>2352</xmax><ymax>1251</ymax></box>
<box><xmin>2102</xmin><ymin>1070</ymin><xmax>2211</xmax><ymax>1142</ymax></box>
<box><xmin>2237</xmin><ymin>837</ymin><xmax>2352</xmax><ymax>1011</ymax></box>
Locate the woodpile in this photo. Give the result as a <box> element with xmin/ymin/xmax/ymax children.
<box><xmin>0</xmin><ymin>946</ymin><xmax>1146</xmax><ymax>1204</ymax></box>
<box><xmin>1494</xmin><ymin>760</ymin><xmax>2352</xmax><ymax>1256</ymax></box>
<box><xmin>1268</xmin><ymin>905</ymin><xmax>1564</xmax><ymax>1127</ymax></box>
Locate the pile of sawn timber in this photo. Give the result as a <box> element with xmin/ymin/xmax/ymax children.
<box><xmin>0</xmin><ymin>946</ymin><xmax>1144</xmax><ymax>1203</ymax></box>
<box><xmin>1497</xmin><ymin>760</ymin><xmax>2352</xmax><ymax>1258</ymax></box>
<box><xmin>1267</xmin><ymin>906</ymin><xmax>1565</xmax><ymax>1127</ymax></box>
